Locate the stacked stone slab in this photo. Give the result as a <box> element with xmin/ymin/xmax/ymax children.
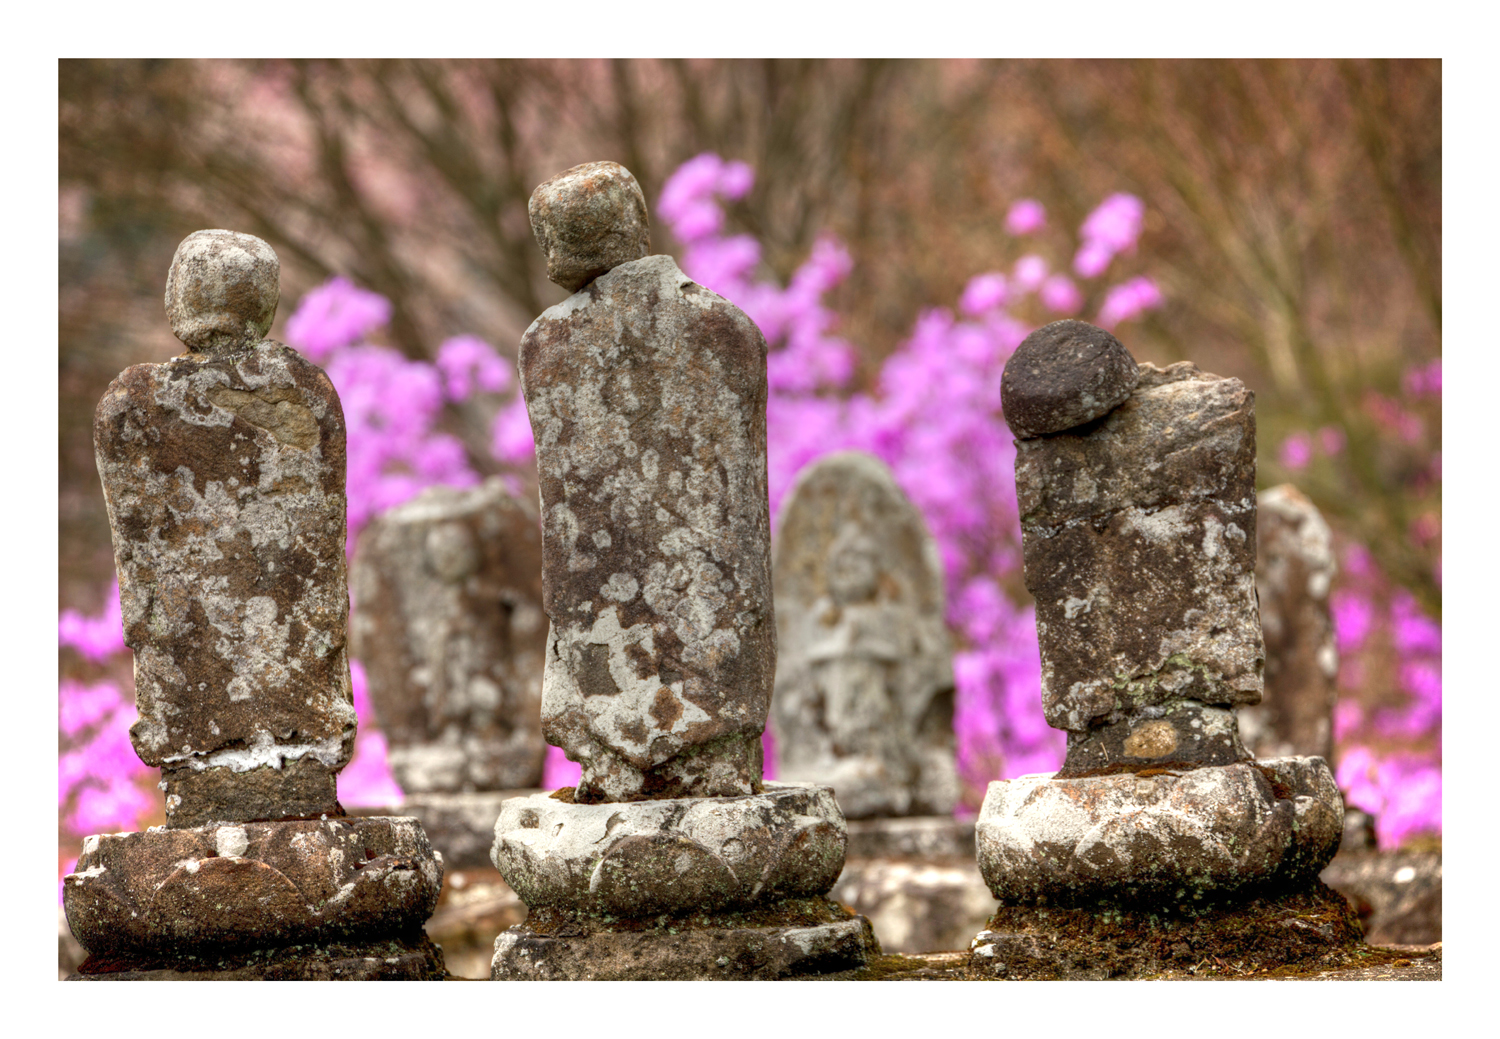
<box><xmin>968</xmin><ymin>320</ymin><xmax>1357</xmax><ymax>979</ymax></box>
<box><xmin>64</xmin><ymin>230</ymin><xmax>445</xmax><ymax>980</ymax></box>
<box><xmin>1242</xmin><ymin>483</ymin><xmax>1339</xmax><ymax>760</ymax></box>
<box><xmin>350</xmin><ymin>480</ymin><xmax>548</xmax><ymax>868</ymax></box>
<box><xmin>489</xmin><ymin>162</ymin><xmax>876</xmax><ymax>979</ymax></box>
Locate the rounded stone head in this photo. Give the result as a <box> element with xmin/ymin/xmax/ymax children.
<box><xmin>165</xmin><ymin>230</ymin><xmax>280</xmax><ymax>354</ymax></box>
<box><xmin>1000</xmin><ymin>319</ymin><xmax>1141</xmax><ymax>439</ymax></box>
<box><xmin>528</xmin><ymin>161</ymin><xmax>650</xmax><ymax>293</ymax></box>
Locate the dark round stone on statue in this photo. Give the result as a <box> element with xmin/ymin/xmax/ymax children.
<box><xmin>1001</xmin><ymin>320</ymin><xmax>1140</xmax><ymax>439</ymax></box>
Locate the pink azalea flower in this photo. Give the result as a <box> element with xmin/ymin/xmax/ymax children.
<box><xmin>1279</xmin><ymin>431</ymin><xmax>1313</xmax><ymax>471</ymax></box>
<box><xmin>284</xmin><ymin>277</ymin><xmax>391</xmax><ymax>360</ymax></box>
<box><xmin>959</xmin><ymin>273</ymin><xmax>1009</xmax><ymax>316</ymax></box>
<box><xmin>1013</xmin><ymin>255</ymin><xmax>1048</xmax><ymax>292</ymax></box>
<box><xmin>1039</xmin><ymin>274</ymin><xmax>1082</xmax><ymax>315</ymax></box>
<box><xmin>1004</xmin><ymin>199</ymin><xmax>1046</xmax><ymax>235</ymax></box>
<box><xmin>1095</xmin><ymin>276</ymin><xmax>1162</xmax><ymax>327</ymax></box>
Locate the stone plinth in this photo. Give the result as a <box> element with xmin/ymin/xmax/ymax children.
<box><xmin>771</xmin><ymin>451</ymin><xmax>957</xmax><ymax>819</ymax></box>
<box><xmin>490</xmin><ymin>782</ymin><xmax>874</xmax><ymax>979</ymax></box>
<box><xmin>493</xmin><ymin>782</ymin><xmax>845</xmax><ymax>917</ymax></box>
<box><xmin>64</xmin><ymin>816</ymin><xmax>444</xmax><ymax>977</ymax></box>
<box><xmin>976</xmin><ymin>757</ymin><xmax>1342</xmax><ymax>906</ymax></box>
<box><xmin>351</xmin><ymin>479</ymin><xmax>547</xmax><ymax>793</ymax></box>
<box><xmin>492</xmin><ymin>908</ymin><xmax>875</xmax><ymax>981</ymax></box>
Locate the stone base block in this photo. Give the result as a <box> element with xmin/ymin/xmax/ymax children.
<box><xmin>976</xmin><ymin>757</ymin><xmax>1342</xmax><ymax>905</ymax></box>
<box><xmin>493</xmin><ymin>782</ymin><xmax>847</xmax><ymax>917</ymax></box>
<box><xmin>491</xmin><ymin>900</ymin><xmax>879</xmax><ymax>980</ymax></box>
<box><xmin>64</xmin><ymin>816</ymin><xmax>443</xmax><ymax>967</ymax></box>
<box><xmin>968</xmin><ymin>880</ymin><xmax>1363</xmax><ymax>979</ymax></box>
<box><xmin>69</xmin><ymin>935</ymin><xmax>446</xmax><ymax>981</ymax></box>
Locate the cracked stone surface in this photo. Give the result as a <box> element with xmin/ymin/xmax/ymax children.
<box><xmin>520</xmin><ymin>250</ymin><xmax>775</xmax><ymax>803</ymax></box>
<box><xmin>492</xmin><ymin>782</ymin><xmax>845</xmax><ymax>917</ymax></box>
<box><xmin>63</xmin><ymin>816</ymin><xmax>443</xmax><ymax>966</ymax></box>
<box><xmin>351</xmin><ymin>480</ymin><xmax>547</xmax><ymax>793</ymax></box>
<box><xmin>94</xmin><ymin>231</ymin><xmax>354</xmax><ymax>827</ymax></box>
<box><xmin>771</xmin><ymin>451</ymin><xmax>957</xmax><ymax>818</ymax></box>
<box><xmin>1011</xmin><ymin>358</ymin><xmax>1263</xmax><ymax>775</ymax></box>
<box><xmin>1242</xmin><ymin>483</ymin><xmax>1339</xmax><ymax>760</ymax></box>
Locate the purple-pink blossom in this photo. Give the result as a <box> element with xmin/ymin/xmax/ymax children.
<box><xmin>1013</xmin><ymin>255</ymin><xmax>1048</xmax><ymax>292</ymax></box>
<box><xmin>1317</xmin><ymin>425</ymin><xmax>1347</xmax><ymax>456</ymax></box>
<box><xmin>58</xmin><ymin>583</ymin><xmax>125</xmax><ymax>662</ymax></box>
<box><xmin>1095</xmin><ymin>276</ymin><xmax>1162</xmax><ymax>328</ymax></box>
<box><xmin>1080</xmin><ymin>193</ymin><xmax>1145</xmax><ymax>250</ymax></box>
<box><xmin>1279</xmin><ymin>431</ymin><xmax>1313</xmax><ymax>471</ymax></box>
<box><xmin>1402</xmin><ymin>358</ymin><xmax>1442</xmax><ymax>397</ymax></box>
<box><xmin>1004</xmin><ymin>199</ymin><xmax>1046</xmax><ymax>235</ymax></box>
<box><xmin>284</xmin><ymin>276</ymin><xmax>392</xmax><ymax>360</ymax></box>
<box><xmin>959</xmin><ymin>273</ymin><xmax>1009</xmax><ymax>316</ymax></box>
<box><xmin>1039</xmin><ymin>274</ymin><xmax>1082</xmax><ymax>315</ymax></box>
<box><xmin>1330</xmin><ymin>590</ymin><xmax>1375</xmax><ymax>654</ymax></box>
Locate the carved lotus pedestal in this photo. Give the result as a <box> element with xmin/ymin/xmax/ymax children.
<box><xmin>63</xmin><ymin>816</ymin><xmax>446</xmax><ymax>980</ymax></box>
<box><xmin>490</xmin><ymin>782</ymin><xmax>879</xmax><ymax>980</ymax></box>
<box><xmin>968</xmin><ymin>757</ymin><xmax>1363</xmax><ymax>978</ymax></box>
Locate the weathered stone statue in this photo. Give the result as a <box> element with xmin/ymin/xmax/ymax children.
<box><xmin>968</xmin><ymin>319</ymin><xmax>1358</xmax><ymax>979</ymax></box>
<box><xmin>64</xmin><ymin>230</ymin><xmax>445</xmax><ymax>980</ymax></box>
<box><xmin>1243</xmin><ymin>483</ymin><xmax>1339</xmax><ymax>760</ymax></box>
<box><xmin>353</xmin><ymin>480</ymin><xmax>548</xmax><ymax>794</ymax></box>
<box><xmin>489</xmin><ymin>162</ymin><xmax>876</xmax><ymax>979</ymax></box>
<box><xmin>771</xmin><ymin>451</ymin><xmax>958</xmax><ymax>820</ymax></box>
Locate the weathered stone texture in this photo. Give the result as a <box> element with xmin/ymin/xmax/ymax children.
<box><xmin>492</xmin><ymin>782</ymin><xmax>845</xmax><ymax>917</ymax></box>
<box><xmin>351</xmin><ymin>480</ymin><xmax>547</xmax><ymax>792</ymax></box>
<box><xmin>63</xmin><ymin>816</ymin><xmax>443</xmax><ymax>965</ymax></box>
<box><xmin>492</xmin><ymin>912</ymin><xmax>876</xmax><ymax>980</ymax></box>
<box><xmin>974</xmin><ymin>757</ymin><xmax>1342</xmax><ymax>906</ymax></box>
<box><xmin>1013</xmin><ymin>360</ymin><xmax>1262</xmax><ymax>774</ymax></box>
<box><xmin>95</xmin><ymin>337</ymin><xmax>354</xmax><ymax>827</ymax></box>
<box><xmin>521</xmin><ymin>253</ymin><xmax>775</xmax><ymax>803</ymax></box>
<box><xmin>1243</xmin><ymin>483</ymin><xmax>1339</xmax><ymax>760</ymax></box>
<box><xmin>164</xmin><ymin>229</ymin><xmax>280</xmax><ymax>354</ymax></box>
<box><xmin>529</xmin><ymin>161</ymin><xmax>651</xmax><ymax>292</ymax></box>
<box><xmin>1001</xmin><ymin>319</ymin><xmax>1141</xmax><ymax>439</ymax></box>
<box><xmin>771</xmin><ymin>451</ymin><xmax>956</xmax><ymax>818</ymax></box>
